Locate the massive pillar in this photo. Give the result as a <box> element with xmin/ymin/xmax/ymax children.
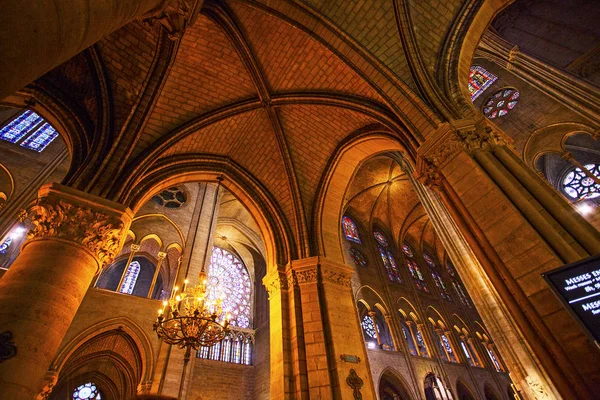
<box><xmin>265</xmin><ymin>257</ymin><xmax>376</xmax><ymax>399</ymax></box>
<box><xmin>0</xmin><ymin>183</ymin><xmax>132</xmax><ymax>399</ymax></box>
<box><xmin>415</xmin><ymin>118</ymin><xmax>600</xmax><ymax>399</ymax></box>
<box><xmin>0</xmin><ymin>0</ymin><xmax>204</xmax><ymax>100</ymax></box>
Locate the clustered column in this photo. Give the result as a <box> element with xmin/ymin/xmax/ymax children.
<box><xmin>416</xmin><ymin>118</ymin><xmax>600</xmax><ymax>399</ymax></box>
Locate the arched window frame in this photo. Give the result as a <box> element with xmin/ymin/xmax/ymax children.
<box><xmin>402</xmin><ymin>242</ymin><xmax>429</xmax><ymax>293</ymax></box>
<box><xmin>373</xmin><ymin>230</ymin><xmax>402</xmax><ymax>284</ymax></box>
<box><xmin>399</xmin><ymin>313</ymin><xmax>430</xmax><ymax>358</ymax></box>
<box><xmin>0</xmin><ymin>109</ymin><xmax>59</xmax><ymax>152</ymax></box>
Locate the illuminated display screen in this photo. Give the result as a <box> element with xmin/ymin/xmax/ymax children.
<box><xmin>543</xmin><ymin>255</ymin><xmax>600</xmax><ymax>344</ymax></box>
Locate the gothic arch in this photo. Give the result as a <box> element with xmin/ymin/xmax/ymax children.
<box><xmin>523</xmin><ymin>122</ymin><xmax>597</xmax><ymax>167</ymax></box>
<box><xmin>313</xmin><ymin>131</ymin><xmax>411</xmax><ymax>264</ymax></box>
<box><xmin>120</xmin><ymin>157</ymin><xmax>294</xmax><ymax>268</ymax></box>
<box><xmin>48</xmin><ymin>317</ymin><xmax>153</xmax><ymax>399</ymax></box>
<box><xmin>455</xmin><ymin>379</ymin><xmax>477</xmax><ymax>400</ymax></box>
<box><xmin>378</xmin><ymin>367</ymin><xmax>415</xmax><ymax>400</ymax></box>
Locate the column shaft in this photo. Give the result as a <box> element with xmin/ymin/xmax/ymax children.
<box><xmin>0</xmin><ymin>183</ymin><xmax>131</xmax><ymax>399</ymax></box>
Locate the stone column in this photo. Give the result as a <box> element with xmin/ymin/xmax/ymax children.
<box><xmin>263</xmin><ymin>269</ymin><xmax>297</xmax><ymax>399</ymax></box>
<box><xmin>288</xmin><ymin>257</ymin><xmax>376</xmax><ymax>399</ymax></box>
<box><xmin>0</xmin><ymin>0</ymin><xmax>205</xmax><ymax>99</ymax></box>
<box><xmin>0</xmin><ymin>183</ymin><xmax>132</xmax><ymax>399</ymax></box>
<box><xmin>414</xmin><ymin>118</ymin><xmax>600</xmax><ymax>399</ymax></box>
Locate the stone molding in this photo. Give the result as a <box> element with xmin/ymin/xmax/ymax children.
<box><xmin>290</xmin><ymin>257</ymin><xmax>354</xmax><ymax>288</ymax></box>
<box><xmin>19</xmin><ymin>183</ymin><xmax>132</xmax><ymax>269</ymax></box>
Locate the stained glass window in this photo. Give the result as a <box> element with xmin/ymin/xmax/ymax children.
<box><xmin>361</xmin><ymin>315</ymin><xmax>377</xmax><ymax>339</ymax></box>
<box><xmin>349</xmin><ymin>248</ymin><xmax>368</xmax><ymax>268</ymax></box>
<box><xmin>460</xmin><ymin>340</ymin><xmax>475</xmax><ymax>366</ymax></box>
<box><xmin>415</xmin><ymin>329</ymin><xmax>429</xmax><ymax>357</ymax></box>
<box><xmin>453</xmin><ymin>281</ymin><xmax>472</xmax><ymax>308</ymax></box>
<box><xmin>487</xmin><ymin>347</ymin><xmax>502</xmax><ymax>371</ymax></box>
<box><xmin>0</xmin><ymin>237</ymin><xmax>12</xmax><ymax>254</ymax></box>
<box><xmin>401</xmin><ymin>323</ymin><xmax>418</xmax><ymax>356</ymax></box>
<box><xmin>374</xmin><ymin>231</ymin><xmax>402</xmax><ymax>283</ymax></box>
<box><xmin>468</xmin><ymin>66</ymin><xmax>498</xmax><ymax>101</ymax></box>
<box><xmin>373</xmin><ymin>231</ymin><xmax>388</xmax><ymax>247</ymax></box>
<box><xmin>119</xmin><ymin>261</ymin><xmax>141</xmax><ymax>294</ymax></box>
<box><xmin>441</xmin><ymin>334</ymin><xmax>457</xmax><ymax>362</ymax></box>
<box><xmin>425</xmin><ymin>253</ymin><xmax>451</xmax><ymax>301</ymax></box>
<box><xmin>403</xmin><ymin>243</ymin><xmax>429</xmax><ymax>292</ymax></box>
<box><xmin>342</xmin><ymin>216</ymin><xmax>361</xmax><ymax>243</ymax></box>
<box><xmin>562</xmin><ymin>164</ymin><xmax>600</xmax><ymax>200</ymax></box>
<box><xmin>20</xmin><ymin>123</ymin><xmax>58</xmax><ymax>152</ymax></box>
<box><xmin>208</xmin><ymin>247</ymin><xmax>252</xmax><ymax>328</ymax></box>
<box><xmin>483</xmin><ymin>88</ymin><xmax>520</xmax><ymax>119</ymax></box>
<box><xmin>0</xmin><ymin>110</ymin><xmax>58</xmax><ymax>151</ymax></box>
<box><xmin>72</xmin><ymin>382</ymin><xmax>101</xmax><ymax>400</ymax></box>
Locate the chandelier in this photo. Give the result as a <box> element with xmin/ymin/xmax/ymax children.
<box><xmin>154</xmin><ymin>271</ymin><xmax>231</xmax><ymax>362</ymax></box>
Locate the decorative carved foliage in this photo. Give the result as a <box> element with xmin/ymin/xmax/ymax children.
<box><xmin>21</xmin><ymin>199</ymin><xmax>125</xmax><ymax>267</ymax></box>
<box><xmin>35</xmin><ymin>371</ymin><xmax>58</xmax><ymax>400</ymax></box>
<box><xmin>294</xmin><ymin>268</ymin><xmax>318</xmax><ymax>284</ymax></box>
<box><xmin>0</xmin><ymin>331</ymin><xmax>16</xmax><ymax>362</ymax></box>
<box><xmin>322</xmin><ymin>269</ymin><xmax>352</xmax><ymax>287</ymax></box>
<box><xmin>455</xmin><ymin>124</ymin><xmax>513</xmax><ymax>154</ymax></box>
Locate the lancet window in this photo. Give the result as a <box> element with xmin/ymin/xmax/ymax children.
<box><xmin>424</xmin><ymin>253</ymin><xmax>451</xmax><ymax>301</ymax></box>
<box><xmin>0</xmin><ymin>110</ymin><xmax>59</xmax><ymax>152</ymax></box>
<box><xmin>342</xmin><ymin>216</ymin><xmax>361</xmax><ymax>243</ymax></box>
<box><xmin>119</xmin><ymin>261</ymin><xmax>140</xmax><ymax>295</ymax></box>
<box><xmin>374</xmin><ymin>231</ymin><xmax>402</xmax><ymax>283</ymax></box>
<box><xmin>402</xmin><ymin>243</ymin><xmax>429</xmax><ymax>292</ymax></box>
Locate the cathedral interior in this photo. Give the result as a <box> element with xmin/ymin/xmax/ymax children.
<box><xmin>0</xmin><ymin>0</ymin><xmax>599</xmax><ymax>399</ymax></box>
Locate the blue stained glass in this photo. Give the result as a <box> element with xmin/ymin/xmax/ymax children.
<box><xmin>373</xmin><ymin>231</ymin><xmax>388</xmax><ymax>247</ymax></box>
<box><xmin>0</xmin><ymin>110</ymin><xmax>43</xmax><ymax>143</ymax></box>
<box><xmin>407</xmin><ymin>259</ymin><xmax>429</xmax><ymax>292</ymax></box>
<box><xmin>120</xmin><ymin>261</ymin><xmax>141</xmax><ymax>294</ymax></box>
<box><xmin>0</xmin><ymin>237</ymin><xmax>12</xmax><ymax>254</ymax></box>
<box><xmin>20</xmin><ymin>123</ymin><xmax>58</xmax><ymax>152</ymax></box>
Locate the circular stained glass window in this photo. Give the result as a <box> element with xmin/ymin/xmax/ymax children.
<box><xmin>152</xmin><ymin>187</ymin><xmax>186</xmax><ymax>208</ymax></box>
<box><xmin>562</xmin><ymin>164</ymin><xmax>600</xmax><ymax>200</ymax></box>
<box><xmin>73</xmin><ymin>382</ymin><xmax>101</xmax><ymax>400</ymax></box>
<box><xmin>350</xmin><ymin>248</ymin><xmax>367</xmax><ymax>268</ymax></box>
<box><xmin>207</xmin><ymin>247</ymin><xmax>252</xmax><ymax>328</ymax></box>
<box><xmin>482</xmin><ymin>88</ymin><xmax>519</xmax><ymax>119</ymax></box>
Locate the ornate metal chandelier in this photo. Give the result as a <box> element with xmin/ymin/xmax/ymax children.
<box><xmin>153</xmin><ymin>270</ymin><xmax>231</xmax><ymax>362</ymax></box>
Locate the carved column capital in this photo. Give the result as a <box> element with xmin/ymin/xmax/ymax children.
<box><xmin>19</xmin><ymin>184</ymin><xmax>132</xmax><ymax>270</ymax></box>
<box><xmin>290</xmin><ymin>257</ymin><xmax>354</xmax><ymax>288</ymax></box>
<box><xmin>130</xmin><ymin>243</ymin><xmax>141</xmax><ymax>252</ymax></box>
<box><xmin>157</xmin><ymin>251</ymin><xmax>167</xmax><ymax>259</ymax></box>
<box><xmin>141</xmin><ymin>0</ymin><xmax>204</xmax><ymax>40</ymax></box>
<box><xmin>454</xmin><ymin>121</ymin><xmax>514</xmax><ymax>154</ymax></box>
<box><xmin>263</xmin><ymin>270</ymin><xmax>288</xmax><ymax>299</ymax></box>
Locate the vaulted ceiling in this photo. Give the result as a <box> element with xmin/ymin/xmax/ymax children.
<box><xmin>24</xmin><ymin>0</ymin><xmax>498</xmax><ymax>259</ymax></box>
